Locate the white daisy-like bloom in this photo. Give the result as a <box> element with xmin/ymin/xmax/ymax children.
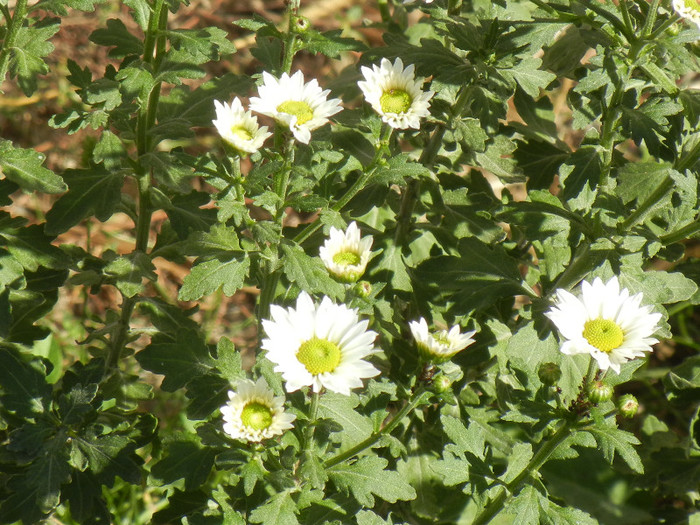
<box><xmin>319</xmin><ymin>222</ymin><xmax>373</xmax><ymax>283</ymax></box>
<box><xmin>212</xmin><ymin>98</ymin><xmax>272</xmax><ymax>154</ymax></box>
<box><xmin>403</xmin><ymin>0</ymin><xmax>434</xmax><ymax>4</ymax></box>
<box><xmin>248</xmin><ymin>70</ymin><xmax>343</xmax><ymax>144</ymax></box>
<box><xmin>220</xmin><ymin>377</ymin><xmax>296</xmax><ymax>443</ymax></box>
<box><xmin>672</xmin><ymin>0</ymin><xmax>700</xmax><ymax>30</ymax></box>
<box><xmin>409</xmin><ymin>318</ymin><xmax>476</xmax><ymax>363</ymax></box>
<box><xmin>546</xmin><ymin>276</ymin><xmax>662</xmax><ymax>374</ymax></box>
<box><xmin>357</xmin><ymin>57</ymin><xmax>435</xmax><ymax>130</ymax></box>
<box><xmin>261</xmin><ymin>292</ymin><xmax>380</xmax><ymax>395</ymax></box>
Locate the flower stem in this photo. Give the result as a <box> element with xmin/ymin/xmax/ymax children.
<box><xmin>293</xmin><ymin>127</ymin><xmax>393</xmax><ymax>245</ymax></box>
<box><xmin>394</xmin><ymin>85</ymin><xmax>472</xmax><ymax>246</ymax></box>
<box><xmin>281</xmin><ymin>1</ymin><xmax>300</xmax><ymax>74</ymax></box>
<box><xmin>621</xmin><ymin>176</ymin><xmax>673</xmax><ymax>229</ymax></box>
<box><xmin>302</xmin><ymin>391</ymin><xmax>321</xmax><ymax>454</ymax></box>
<box><xmin>377</xmin><ymin>0</ymin><xmax>391</xmax><ymax>24</ymax></box>
<box><xmin>324</xmin><ymin>387</ymin><xmax>431</xmax><ymax>468</ymax></box>
<box><xmin>641</xmin><ymin>0</ymin><xmax>661</xmax><ymax>37</ymax></box>
<box><xmin>471</xmin><ymin>421</ymin><xmax>574</xmax><ymax>525</ymax></box>
<box><xmin>659</xmin><ymin>218</ymin><xmax>700</xmax><ymax>245</ymax></box>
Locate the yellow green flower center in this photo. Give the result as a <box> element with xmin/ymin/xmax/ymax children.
<box><xmin>230</xmin><ymin>125</ymin><xmax>253</xmax><ymax>141</ymax></box>
<box><xmin>297</xmin><ymin>337</ymin><xmax>341</xmax><ymax>375</ymax></box>
<box><xmin>582</xmin><ymin>318</ymin><xmax>624</xmax><ymax>353</ymax></box>
<box><xmin>682</xmin><ymin>0</ymin><xmax>699</xmax><ymax>12</ymax></box>
<box><xmin>277</xmin><ymin>100</ymin><xmax>314</xmax><ymax>125</ymax></box>
<box><xmin>380</xmin><ymin>89</ymin><xmax>412</xmax><ymax>114</ymax></box>
<box><xmin>433</xmin><ymin>332</ymin><xmax>451</xmax><ymax>347</ymax></box>
<box><xmin>333</xmin><ymin>251</ymin><xmax>361</xmax><ymax>267</ymax></box>
<box><xmin>240</xmin><ymin>402</ymin><xmax>273</xmax><ymax>430</ymax></box>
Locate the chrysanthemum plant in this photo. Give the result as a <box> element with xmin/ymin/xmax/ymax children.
<box><xmin>1</xmin><ymin>0</ymin><xmax>699</xmax><ymax>523</ymax></box>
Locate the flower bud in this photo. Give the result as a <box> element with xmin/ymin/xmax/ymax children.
<box><xmin>432</xmin><ymin>373</ymin><xmax>452</xmax><ymax>394</ymax></box>
<box><xmin>617</xmin><ymin>394</ymin><xmax>639</xmax><ymax>418</ymax></box>
<box><xmin>538</xmin><ymin>362</ymin><xmax>562</xmax><ymax>386</ymax></box>
<box><xmin>587</xmin><ymin>381</ymin><xmax>613</xmax><ymax>404</ymax></box>
<box><xmin>353</xmin><ymin>280</ymin><xmax>372</xmax><ymax>298</ymax></box>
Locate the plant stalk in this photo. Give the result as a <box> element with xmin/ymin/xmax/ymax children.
<box><xmin>324</xmin><ymin>387</ymin><xmax>430</xmax><ymax>468</ymax></box>
<box><xmin>471</xmin><ymin>421</ymin><xmax>574</xmax><ymax>525</ymax></box>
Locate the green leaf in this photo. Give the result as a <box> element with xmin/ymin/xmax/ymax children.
<box><xmin>302</xmin><ymin>29</ymin><xmax>366</xmax><ymax>58</ymax></box>
<box><xmin>93</xmin><ymin>130</ymin><xmax>126</xmax><ymax>170</ymax></box>
<box><xmin>74</xmin><ymin>431</ymin><xmax>144</xmax><ymax>486</ymax></box>
<box><xmin>164</xmin><ymin>28</ymin><xmax>236</xmax><ymax>62</ymax></box>
<box><xmin>57</xmin><ymin>383</ymin><xmax>98</xmax><ymax>425</ymax></box>
<box><xmin>504</xmin><ymin>485</ymin><xmax>541</xmax><ymax>525</ymax></box>
<box><xmin>166</xmin><ymin>191</ymin><xmax>218</xmax><ymax>240</ymax></box>
<box><xmin>0</xmin><ymin>224</ymin><xmax>70</xmax><ymax>271</ymax></box>
<box><xmin>249</xmin><ymin>490</ymin><xmax>300</xmax><ymax>525</ymax></box>
<box><xmin>587</xmin><ymin>426</ymin><xmax>644</xmax><ymax>474</ymax></box>
<box><xmin>136</xmin><ymin>329</ymin><xmax>215</xmax><ymax>391</ymax></box>
<box><xmin>329</xmin><ymin>456</ymin><xmax>417</xmax><ymax>507</ymax></box>
<box><xmin>318</xmin><ymin>392</ymin><xmax>373</xmax><ymax>450</ymax></box>
<box><xmin>63</xmin><ymin>471</ymin><xmax>111</xmax><ymax>524</ymax></box>
<box><xmin>281</xmin><ymin>243</ymin><xmax>345</xmax><ymax>299</ymax></box>
<box><xmin>26</xmin><ymin>435</ymin><xmax>72</xmax><ymax>512</ymax></box>
<box><xmin>0</xmin><ymin>140</ymin><xmax>66</xmax><ymax>193</ymax></box>
<box><xmin>44</xmin><ymin>167</ymin><xmax>124</xmax><ymax>235</ymax></box>
<box><xmin>558</xmin><ymin>146</ymin><xmax>602</xmax><ymax>212</ymax></box>
<box><xmin>373</xmin><ymin>154</ymin><xmax>431</xmax><ymax>185</ymax></box>
<box><xmin>150</xmin><ymin>439</ymin><xmax>216</xmax><ymax>490</ymax></box>
<box><xmin>474</xmin><ymin>135</ymin><xmax>522</xmax><ymax>181</ymax></box>
<box><xmin>0</xmin><ymin>344</ymin><xmax>51</xmax><ymax>416</ymax></box>
<box><xmin>89</xmin><ymin>18</ymin><xmax>143</xmax><ymax>57</ymax></box>
<box><xmin>104</xmin><ymin>252</ymin><xmax>157</xmax><ymax>298</ymax></box>
<box><xmin>8</xmin><ymin>18</ymin><xmax>60</xmax><ymax>95</ymax></box>
<box><xmin>178</xmin><ymin>254</ymin><xmax>250</xmax><ymax>301</ymax></box>
<box><xmin>504</xmin><ymin>58</ymin><xmax>556</xmax><ymax>98</ymax></box>
<box><xmin>213</xmin><ymin>337</ymin><xmax>244</xmax><ymax>383</ymax></box>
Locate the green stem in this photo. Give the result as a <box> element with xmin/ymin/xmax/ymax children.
<box><xmin>274</xmin><ymin>137</ymin><xmax>296</xmax><ymax>220</ymax></box>
<box><xmin>621</xmin><ymin>176</ymin><xmax>673</xmax><ymax>229</ymax></box>
<box><xmin>618</xmin><ymin>0</ymin><xmax>635</xmax><ymax>36</ymax></box>
<box><xmin>471</xmin><ymin>422</ymin><xmax>574</xmax><ymax>525</ymax></box>
<box><xmin>576</xmin><ymin>0</ymin><xmax>633</xmax><ymax>41</ymax></box>
<box><xmin>301</xmin><ymin>391</ymin><xmax>321</xmax><ymax>454</ymax></box>
<box><xmin>676</xmin><ymin>136</ymin><xmax>700</xmax><ymax>172</ymax></box>
<box><xmin>659</xmin><ymin>218</ymin><xmax>700</xmax><ymax>245</ymax></box>
<box><xmin>324</xmin><ymin>387</ymin><xmax>430</xmax><ymax>468</ymax></box>
<box><xmin>641</xmin><ymin>0</ymin><xmax>661</xmax><ymax>37</ymax></box>
<box><xmin>647</xmin><ymin>14</ymin><xmax>682</xmax><ymax>40</ymax></box>
<box><xmin>281</xmin><ymin>2</ymin><xmax>299</xmax><ymax>74</ymax></box>
<box><xmin>394</xmin><ymin>86</ymin><xmax>472</xmax><ymax>246</ymax></box>
<box><xmin>447</xmin><ymin>0</ymin><xmax>462</xmax><ymax>15</ymax></box>
<box><xmin>0</xmin><ymin>0</ymin><xmax>28</xmax><ymax>83</ymax></box>
<box><xmin>378</xmin><ymin>0</ymin><xmax>391</xmax><ymax>24</ymax></box>
<box><xmin>293</xmin><ymin>127</ymin><xmax>393</xmax><ymax>245</ymax></box>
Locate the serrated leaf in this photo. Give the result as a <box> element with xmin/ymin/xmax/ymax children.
<box><xmin>27</xmin><ymin>436</ymin><xmax>72</xmax><ymax>512</ymax></box>
<box><xmin>8</xmin><ymin>18</ymin><xmax>60</xmax><ymax>95</ymax></box>
<box><xmin>302</xmin><ymin>29</ymin><xmax>366</xmax><ymax>58</ymax></box>
<box><xmin>281</xmin><ymin>243</ymin><xmax>345</xmax><ymax>298</ymax></box>
<box><xmin>164</xmin><ymin>27</ymin><xmax>236</xmax><ymax>63</ymax></box>
<box><xmin>213</xmin><ymin>337</ymin><xmax>244</xmax><ymax>382</ymax></box>
<box><xmin>104</xmin><ymin>252</ymin><xmax>157</xmax><ymax>298</ymax></box>
<box><xmin>178</xmin><ymin>254</ymin><xmax>250</xmax><ymax>301</ymax></box>
<box><xmin>0</xmin><ymin>224</ymin><xmax>70</xmax><ymax>271</ymax></box>
<box><xmin>0</xmin><ymin>140</ymin><xmax>66</xmax><ymax>193</ymax></box>
<box><xmin>89</xmin><ymin>18</ymin><xmax>142</xmax><ymax>58</ymax></box>
<box><xmin>74</xmin><ymin>431</ymin><xmax>144</xmax><ymax>486</ymax></box>
<box><xmin>44</xmin><ymin>167</ymin><xmax>124</xmax><ymax>235</ymax></box>
<box><xmin>150</xmin><ymin>439</ymin><xmax>216</xmax><ymax>490</ymax></box>
<box><xmin>93</xmin><ymin>130</ymin><xmax>126</xmax><ymax>170</ymax></box>
<box><xmin>249</xmin><ymin>490</ymin><xmax>299</xmax><ymax>525</ymax></box>
<box><xmin>136</xmin><ymin>329</ymin><xmax>214</xmax><ymax>391</ymax></box>
<box><xmin>329</xmin><ymin>456</ymin><xmax>416</xmax><ymax>507</ymax></box>
<box><xmin>63</xmin><ymin>471</ymin><xmax>111</xmax><ymax>524</ymax></box>
<box><xmin>166</xmin><ymin>191</ymin><xmax>218</xmax><ymax>240</ymax></box>
<box><xmin>373</xmin><ymin>154</ymin><xmax>431</xmax><ymax>185</ymax></box>
<box><xmin>588</xmin><ymin>426</ymin><xmax>644</xmax><ymax>473</ymax></box>
<box><xmin>0</xmin><ymin>345</ymin><xmax>51</xmax><ymax>416</ymax></box>
<box><xmin>505</xmin><ymin>58</ymin><xmax>556</xmax><ymax>98</ymax></box>
<box><xmin>318</xmin><ymin>393</ymin><xmax>373</xmax><ymax>449</ymax></box>
<box><xmin>558</xmin><ymin>146</ymin><xmax>602</xmax><ymax>212</ymax></box>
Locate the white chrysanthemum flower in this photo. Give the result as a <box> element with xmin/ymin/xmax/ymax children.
<box><xmin>319</xmin><ymin>222</ymin><xmax>373</xmax><ymax>283</ymax></box>
<box><xmin>672</xmin><ymin>0</ymin><xmax>700</xmax><ymax>30</ymax></box>
<box><xmin>248</xmin><ymin>71</ymin><xmax>343</xmax><ymax>144</ymax></box>
<box><xmin>212</xmin><ymin>98</ymin><xmax>272</xmax><ymax>154</ymax></box>
<box><xmin>546</xmin><ymin>276</ymin><xmax>662</xmax><ymax>374</ymax></box>
<box><xmin>357</xmin><ymin>57</ymin><xmax>435</xmax><ymax>129</ymax></box>
<box><xmin>403</xmin><ymin>0</ymin><xmax>434</xmax><ymax>4</ymax></box>
<box><xmin>261</xmin><ymin>292</ymin><xmax>380</xmax><ymax>395</ymax></box>
<box><xmin>409</xmin><ymin>318</ymin><xmax>476</xmax><ymax>363</ymax></box>
<box><xmin>220</xmin><ymin>377</ymin><xmax>296</xmax><ymax>442</ymax></box>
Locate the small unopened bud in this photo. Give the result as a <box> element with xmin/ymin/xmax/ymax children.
<box><xmin>432</xmin><ymin>373</ymin><xmax>452</xmax><ymax>393</ymax></box>
<box><xmin>538</xmin><ymin>362</ymin><xmax>562</xmax><ymax>386</ymax></box>
<box><xmin>617</xmin><ymin>394</ymin><xmax>639</xmax><ymax>418</ymax></box>
<box><xmin>295</xmin><ymin>16</ymin><xmax>310</xmax><ymax>32</ymax></box>
<box><xmin>353</xmin><ymin>280</ymin><xmax>372</xmax><ymax>298</ymax></box>
<box><xmin>587</xmin><ymin>381</ymin><xmax>613</xmax><ymax>404</ymax></box>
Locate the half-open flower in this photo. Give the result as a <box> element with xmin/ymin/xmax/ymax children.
<box><xmin>249</xmin><ymin>71</ymin><xmax>343</xmax><ymax>144</ymax></box>
<box><xmin>212</xmin><ymin>98</ymin><xmax>272</xmax><ymax>154</ymax></box>
<box><xmin>409</xmin><ymin>318</ymin><xmax>476</xmax><ymax>363</ymax></box>
<box><xmin>357</xmin><ymin>57</ymin><xmax>435</xmax><ymax>129</ymax></box>
<box><xmin>221</xmin><ymin>377</ymin><xmax>296</xmax><ymax>442</ymax></box>
<box><xmin>262</xmin><ymin>292</ymin><xmax>379</xmax><ymax>395</ymax></box>
<box><xmin>319</xmin><ymin>221</ymin><xmax>373</xmax><ymax>283</ymax></box>
<box><xmin>546</xmin><ymin>276</ymin><xmax>662</xmax><ymax>374</ymax></box>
